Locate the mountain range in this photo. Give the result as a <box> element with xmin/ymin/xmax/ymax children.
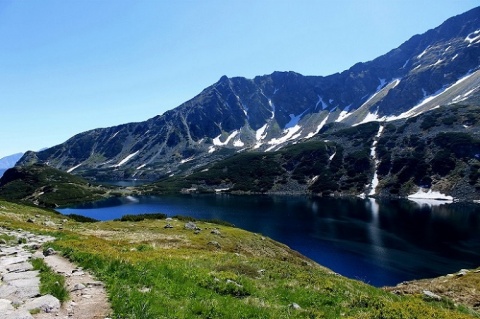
<box><xmin>14</xmin><ymin>7</ymin><xmax>480</xmax><ymax>200</ymax></box>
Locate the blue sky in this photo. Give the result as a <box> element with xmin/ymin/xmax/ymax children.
<box><xmin>0</xmin><ymin>0</ymin><xmax>478</xmax><ymax>159</ymax></box>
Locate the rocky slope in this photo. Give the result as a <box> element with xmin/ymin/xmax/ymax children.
<box><xmin>17</xmin><ymin>7</ymin><xmax>480</xmax><ymax>182</ymax></box>
<box><xmin>142</xmin><ymin>100</ymin><xmax>480</xmax><ymax>201</ymax></box>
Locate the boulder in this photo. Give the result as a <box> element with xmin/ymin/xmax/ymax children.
<box><xmin>184</xmin><ymin>221</ymin><xmax>200</xmax><ymax>230</ymax></box>
<box><xmin>423</xmin><ymin>290</ymin><xmax>442</xmax><ymax>301</ymax></box>
<box><xmin>22</xmin><ymin>294</ymin><xmax>60</xmax><ymax>313</ymax></box>
<box><xmin>43</xmin><ymin>247</ymin><xmax>56</xmax><ymax>256</ymax></box>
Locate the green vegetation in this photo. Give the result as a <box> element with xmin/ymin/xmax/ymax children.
<box><xmin>67</xmin><ymin>214</ymin><xmax>99</xmax><ymax>223</ymax></box>
<box><xmin>0</xmin><ymin>199</ymin><xmax>477</xmax><ymax>318</ymax></box>
<box><xmin>31</xmin><ymin>258</ymin><xmax>69</xmax><ymax>303</ymax></box>
<box><xmin>114</xmin><ymin>213</ymin><xmax>167</xmax><ymax>222</ymax></box>
<box><xmin>0</xmin><ymin>164</ymin><xmax>116</xmax><ymax>207</ymax></box>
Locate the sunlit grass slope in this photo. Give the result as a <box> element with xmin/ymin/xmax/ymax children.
<box><xmin>0</xmin><ymin>199</ymin><xmax>477</xmax><ymax>318</ymax></box>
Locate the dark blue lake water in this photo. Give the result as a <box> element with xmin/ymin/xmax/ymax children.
<box><xmin>57</xmin><ymin>195</ymin><xmax>480</xmax><ymax>287</ymax></box>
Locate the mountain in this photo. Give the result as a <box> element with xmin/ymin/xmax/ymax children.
<box><xmin>17</xmin><ymin>7</ymin><xmax>480</xmax><ymax>185</ymax></box>
<box><xmin>0</xmin><ymin>152</ymin><xmax>24</xmax><ymax>177</ymax></box>
<box><xmin>138</xmin><ymin>100</ymin><xmax>480</xmax><ymax>201</ymax></box>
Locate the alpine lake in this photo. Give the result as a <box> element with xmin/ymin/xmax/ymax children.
<box><xmin>57</xmin><ymin>193</ymin><xmax>480</xmax><ymax>287</ymax></box>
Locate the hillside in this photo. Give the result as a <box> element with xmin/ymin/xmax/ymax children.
<box><xmin>16</xmin><ymin>7</ymin><xmax>480</xmax><ymax>181</ymax></box>
<box><xmin>0</xmin><ymin>164</ymin><xmax>122</xmax><ymax>207</ymax></box>
<box><xmin>0</xmin><ymin>200</ymin><xmax>478</xmax><ymax>318</ymax></box>
<box><xmin>140</xmin><ymin>102</ymin><xmax>480</xmax><ymax>201</ymax></box>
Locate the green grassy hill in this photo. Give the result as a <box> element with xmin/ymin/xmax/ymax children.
<box><xmin>0</xmin><ymin>164</ymin><xmax>120</xmax><ymax>207</ymax></box>
<box><xmin>0</xmin><ymin>199</ymin><xmax>477</xmax><ymax>318</ymax></box>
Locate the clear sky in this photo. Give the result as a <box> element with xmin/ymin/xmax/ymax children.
<box><xmin>0</xmin><ymin>0</ymin><xmax>478</xmax><ymax>159</ymax></box>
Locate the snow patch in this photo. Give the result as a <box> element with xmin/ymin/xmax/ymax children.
<box><xmin>136</xmin><ymin>164</ymin><xmax>146</xmax><ymax>170</ymax></box>
<box><xmin>256</xmin><ymin>124</ymin><xmax>268</xmax><ymax>141</ymax></box>
<box><xmin>357</xmin><ymin>111</ymin><xmax>380</xmax><ymax>125</ymax></box>
<box><xmin>180</xmin><ymin>157</ymin><xmax>194</xmax><ymax>164</ymax></box>
<box><xmin>386</xmin><ymin>70</ymin><xmax>478</xmax><ymax>121</ymax></box>
<box><xmin>408</xmin><ymin>189</ymin><xmax>453</xmax><ymax>201</ymax></box>
<box><xmin>452</xmin><ymin>88</ymin><xmax>478</xmax><ymax>103</ymax></box>
<box><xmin>67</xmin><ymin>163</ymin><xmax>82</xmax><ymax>173</ymax></box>
<box><xmin>451</xmin><ymin>54</ymin><xmax>459</xmax><ymax>61</ymax></box>
<box><xmin>368</xmin><ymin>125</ymin><xmax>384</xmax><ymax>196</ymax></box>
<box><xmin>111</xmin><ymin>131</ymin><xmax>120</xmax><ymax>139</ymax></box>
<box><xmin>113</xmin><ymin>151</ymin><xmax>139</xmax><ymax>167</ymax></box>
<box><xmin>213</xmin><ymin>130</ymin><xmax>239</xmax><ymax>146</ymax></box>
<box><xmin>412</xmin><ymin>64</ymin><xmax>422</xmax><ymax>71</ymax></box>
<box><xmin>329</xmin><ymin>151</ymin><xmax>336</xmax><ymax>161</ymax></box>
<box><xmin>402</xmin><ymin>59</ymin><xmax>410</xmax><ymax>69</ymax></box>
<box><xmin>267</xmin><ymin>125</ymin><xmax>302</xmax><ymax>147</ymax></box>
<box><xmin>208</xmin><ymin>146</ymin><xmax>216</xmax><ymax>153</ymax></box>
<box><xmin>335</xmin><ymin>105</ymin><xmax>352</xmax><ymax>122</ymax></box>
<box><xmin>465</xmin><ymin>30</ymin><xmax>480</xmax><ymax>44</ymax></box>
<box><xmin>233</xmin><ymin>138</ymin><xmax>244</xmax><ymax>147</ymax></box>
<box><xmin>306</xmin><ymin>115</ymin><xmax>329</xmax><ymax>139</ymax></box>
<box><xmin>433</xmin><ymin>59</ymin><xmax>444</xmax><ymax>66</ymax></box>
<box><xmin>417</xmin><ymin>46</ymin><xmax>430</xmax><ymax>59</ymax></box>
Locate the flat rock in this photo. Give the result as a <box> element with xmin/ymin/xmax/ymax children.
<box><xmin>423</xmin><ymin>290</ymin><xmax>442</xmax><ymax>301</ymax></box>
<box><xmin>6</xmin><ymin>262</ymin><xmax>33</xmax><ymax>273</ymax></box>
<box><xmin>2</xmin><ymin>270</ymin><xmax>39</xmax><ymax>282</ymax></box>
<box><xmin>3</xmin><ymin>309</ymin><xmax>34</xmax><ymax>319</ymax></box>
<box><xmin>22</xmin><ymin>294</ymin><xmax>60</xmax><ymax>313</ymax></box>
<box><xmin>0</xmin><ymin>283</ymin><xmax>40</xmax><ymax>301</ymax></box>
<box><xmin>0</xmin><ymin>256</ymin><xmax>29</xmax><ymax>267</ymax></box>
<box><xmin>0</xmin><ymin>298</ymin><xmax>14</xmax><ymax>312</ymax></box>
<box><xmin>7</xmin><ymin>277</ymin><xmax>40</xmax><ymax>288</ymax></box>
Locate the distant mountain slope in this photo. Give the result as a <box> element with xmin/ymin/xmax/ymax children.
<box><xmin>142</xmin><ymin>102</ymin><xmax>480</xmax><ymax>201</ymax></box>
<box><xmin>18</xmin><ymin>7</ymin><xmax>480</xmax><ymax>182</ymax></box>
<box><xmin>0</xmin><ymin>152</ymin><xmax>23</xmax><ymax>169</ymax></box>
<box><xmin>0</xmin><ymin>152</ymin><xmax>24</xmax><ymax>178</ymax></box>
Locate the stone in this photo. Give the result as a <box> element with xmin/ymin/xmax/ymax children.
<box><xmin>0</xmin><ymin>255</ymin><xmax>30</xmax><ymax>267</ymax></box>
<box><xmin>43</xmin><ymin>221</ymin><xmax>56</xmax><ymax>227</ymax></box>
<box><xmin>226</xmin><ymin>279</ymin><xmax>242</xmax><ymax>287</ymax></box>
<box><xmin>26</xmin><ymin>218</ymin><xmax>35</xmax><ymax>223</ymax></box>
<box><xmin>207</xmin><ymin>241</ymin><xmax>221</xmax><ymax>249</ymax></box>
<box><xmin>32</xmin><ymin>251</ymin><xmax>45</xmax><ymax>259</ymax></box>
<box><xmin>22</xmin><ymin>294</ymin><xmax>60</xmax><ymax>313</ymax></box>
<box><xmin>2</xmin><ymin>270</ymin><xmax>39</xmax><ymax>282</ymax></box>
<box><xmin>164</xmin><ymin>223</ymin><xmax>173</xmax><ymax>229</ymax></box>
<box><xmin>43</xmin><ymin>247</ymin><xmax>56</xmax><ymax>256</ymax></box>
<box><xmin>6</xmin><ymin>262</ymin><xmax>33</xmax><ymax>273</ymax></box>
<box><xmin>210</xmin><ymin>229</ymin><xmax>221</xmax><ymax>235</ymax></box>
<box><xmin>4</xmin><ymin>309</ymin><xmax>34</xmax><ymax>319</ymax></box>
<box><xmin>184</xmin><ymin>222</ymin><xmax>200</xmax><ymax>230</ymax></box>
<box><xmin>423</xmin><ymin>290</ymin><xmax>442</xmax><ymax>301</ymax></box>
<box><xmin>0</xmin><ymin>282</ymin><xmax>40</xmax><ymax>301</ymax></box>
<box><xmin>71</xmin><ymin>283</ymin><xmax>86</xmax><ymax>291</ymax></box>
<box><xmin>290</xmin><ymin>303</ymin><xmax>301</xmax><ymax>310</ymax></box>
<box><xmin>457</xmin><ymin>269</ymin><xmax>469</xmax><ymax>277</ymax></box>
<box><xmin>87</xmin><ymin>281</ymin><xmax>104</xmax><ymax>288</ymax></box>
<box><xmin>0</xmin><ymin>298</ymin><xmax>14</xmax><ymax>312</ymax></box>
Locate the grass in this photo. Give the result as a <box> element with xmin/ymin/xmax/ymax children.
<box><xmin>0</xmin><ymin>199</ymin><xmax>478</xmax><ymax>318</ymax></box>
<box><xmin>31</xmin><ymin>258</ymin><xmax>69</xmax><ymax>303</ymax></box>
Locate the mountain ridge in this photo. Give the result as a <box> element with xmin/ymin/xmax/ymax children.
<box><xmin>17</xmin><ymin>7</ymin><xmax>480</xmax><ymax>188</ymax></box>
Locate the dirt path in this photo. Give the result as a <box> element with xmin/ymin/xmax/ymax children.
<box><xmin>34</xmin><ymin>254</ymin><xmax>111</xmax><ymax>319</ymax></box>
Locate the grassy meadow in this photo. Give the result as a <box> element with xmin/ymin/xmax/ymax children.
<box><xmin>0</xmin><ymin>199</ymin><xmax>478</xmax><ymax>318</ymax></box>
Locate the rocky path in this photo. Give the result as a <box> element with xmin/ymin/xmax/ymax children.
<box><xmin>0</xmin><ymin>227</ymin><xmax>111</xmax><ymax>319</ymax></box>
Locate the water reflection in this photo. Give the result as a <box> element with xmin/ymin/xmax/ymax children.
<box><xmin>58</xmin><ymin>195</ymin><xmax>480</xmax><ymax>287</ymax></box>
